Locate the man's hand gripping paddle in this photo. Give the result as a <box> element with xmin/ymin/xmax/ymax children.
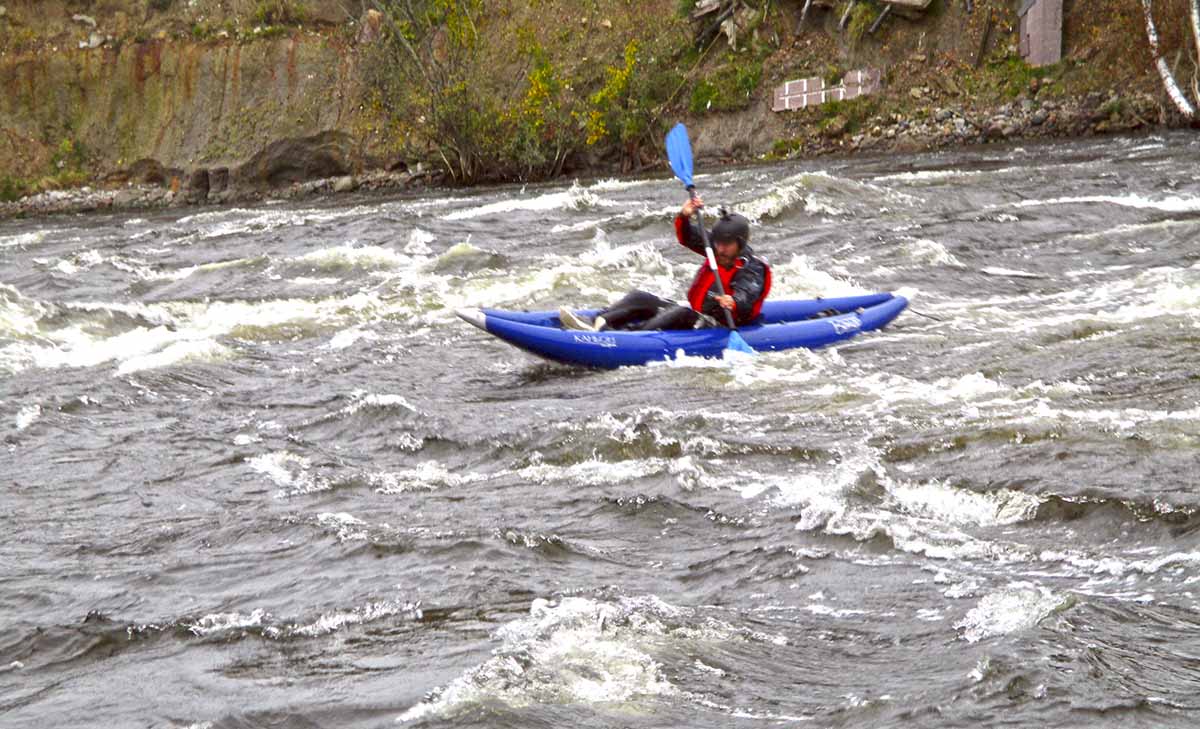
<box><xmin>665</xmin><ymin>123</ymin><xmax>754</xmax><ymax>355</ymax></box>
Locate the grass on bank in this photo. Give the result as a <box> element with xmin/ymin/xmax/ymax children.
<box><xmin>1</xmin><ymin>138</ymin><xmax>90</xmax><ymax>203</ymax></box>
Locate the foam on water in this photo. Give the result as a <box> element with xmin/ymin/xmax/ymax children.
<box><xmin>371</xmin><ymin>462</ymin><xmax>487</xmax><ymax>493</ymax></box>
<box><xmin>442</xmin><ymin>182</ymin><xmax>612</xmax><ymax>221</ymax></box>
<box><xmin>15</xmin><ymin>403</ymin><xmax>41</xmax><ymax>430</ymax></box>
<box><xmin>338</xmin><ymin>390</ymin><xmax>419</xmax><ymax>417</ymax></box>
<box><xmin>1039</xmin><ymin>549</ymin><xmax>1200</xmax><ymax>579</ymax></box>
<box><xmin>980</xmin><ymin>266</ymin><xmax>1044</xmax><ymax>279</ymax></box>
<box><xmin>588</xmin><ymin>177</ymin><xmax>658</xmax><ymax>192</ymax></box>
<box><xmin>399</xmin><ymin>596</ymin><xmax>677</xmax><ymax>722</ymax></box>
<box><xmin>143</xmin><ymin>255</ymin><xmax>268</xmax><ymax>283</ymax></box>
<box><xmin>737</xmin><ymin>443</ymin><xmax>1043</xmax><ymax>563</ymax></box>
<box><xmin>0</xmin><ymin>231</ymin><xmax>48</xmax><ymax>249</ymax></box>
<box><xmin>293</xmin><ymin>243</ymin><xmax>410</xmax><ymax>271</ymax></box>
<box><xmin>115</xmin><ymin>339</ymin><xmax>231</xmax><ymax>375</ymax></box>
<box><xmin>1010</xmin><ymin>193</ymin><xmax>1200</xmax><ymax>213</ymax></box>
<box><xmin>0</xmin><ymin>284</ymin><xmax>52</xmax><ymax>340</ymax></box>
<box><xmin>187</xmin><ymin>599</ymin><xmax>421</xmax><ymax>639</ymax></box>
<box><xmin>1023</xmin><ymin>402</ymin><xmax>1200</xmax><ymax>434</ymax></box>
<box><xmin>954</xmin><ymin>582</ymin><xmax>1070</xmax><ymax>643</ymax></box>
<box><xmin>871</xmin><ymin>168</ymin><xmax>987</xmax><ymax>184</ymax></box>
<box><xmin>766</xmin><ymin>254</ymin><xmax>869</xmax><ymax>298</ymax></box>
<box><xmin>397</xmin><ymin>595</ymin><xmax>789</xmax><ymax>723</ymax></box>
<box><xmin>173</xmin><ymin>204</ymin><xmax>383</xmax><ymax>241</ymax></box>
<box><xmin>316</xmin><ymin>512</ymin><xmax>368</xmax><ymax>541</ymax></box>
<box><xmin>324</xmin><ymin>327</ymin><xmax>379</xmax><ymax>350</ymax></box>
<box><xmin>735</xmin><ymin>172</ymin><xmax>825</xmax><ymax>221</ymax></box>
<box><xmin>1</xmin><ymin>285</ymin><xmax>390</xmax><ymax>375</ymax></box>
<box><xmin>899</xmin><ymin>239</ymin><xmax>965</xmax><ymax>268</ymax></box>
<box><xmin>518</xmin><ymin>456</ymin><xmax>706</xmax><ymax>491</ymax></box>
<box><xmin>248</xmin><ymin>451</ymin><xmax>330</xmax><ymax>497</ymax></box>
<box><xmin>404</xmin><ymin>228</ymin><xmax>436</xmax><ymax>255</ymax></box>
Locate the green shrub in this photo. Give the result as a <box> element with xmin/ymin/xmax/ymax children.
<box><xmin>689</xmin><ymin>56</ymin><xmax>762</xmax><ymax>113</ymax></box>
<box><xmin>0</xmin><ymin>175</ymin><xmax>28</xmax><ymax>203</ymax></box>
<box><xmin>817</xmin><ymin>97</ymin><xmax>877</xmax><ymax>134</ymax></box>
<box><xmin>988</xmin><ymin>56</ymin><xmax>1056</xmax><ymax>99</ymax></box>
<box><xmin>846</xmin><ymin>0</ymin><xmax>878</xmax><ymax>46</ymax></box>
<box><xmin>51</xmin><ymin>138</ymin><xmax>86</xmax><ymax>172</ymax></box>
<box><xmin>148</xmin><ymin>0</ymin><xmax>173</xmax><ymax>11</ymax></box>
<box><xmin>252</xmin><ymin>0</ymin><xmax>307</xmax><ymax>26</ymax></box>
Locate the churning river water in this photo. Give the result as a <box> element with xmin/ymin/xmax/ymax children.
<box><xmin>2</xmin><ymin>132</ymin><xmax>1199</xmax><ymax>728</ymax></box>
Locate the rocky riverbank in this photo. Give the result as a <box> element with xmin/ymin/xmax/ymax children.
<box><xmin>0</xmin><ymin>90</ymin><xmax>1181</xmax><ymax>221</ymax></box>
<box><xmin>0</xmin><ymin>168</ymin><xmax>437</xmax><ymax>219</ymax></box>
<box><xmin>772</xmin><ymin>90</ymin><xmax>1182</xmax><ymax>160</ymax></box>
<box><xmin>2</xmin><ymin>0</ymin><xmax>1195</xmax><ymax>220</ymax></box>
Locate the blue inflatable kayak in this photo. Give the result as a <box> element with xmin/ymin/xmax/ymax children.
<box><xmin>455</xmin><ymin>293</ymin><xmax>907</xmax><ymax>368</ymax></box>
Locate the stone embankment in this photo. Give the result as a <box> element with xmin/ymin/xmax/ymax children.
<box><xmin>786</xmin><ymin>89</ymin><xmax>1173</xmax><ymax>159</ymax></box>
<box><xmin>0</xmin><ymin>168</ymin><xmax>435</xmax><ymax>218</ymax></box>
<box><xmin>2</xmin><ymin>89</ymin><xmax>1166</xmax><ymax>219</ymax></box>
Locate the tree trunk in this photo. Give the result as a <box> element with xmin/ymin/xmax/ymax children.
<box><xmin>1192</xmin><ymin>0</ymin><xmax>1200</xmax><ymax>60</ymax></box>
<box><xmin>1143</xmin><ymin>0</ymin><xmax>1196</xmax><ymax>116</ymax></box>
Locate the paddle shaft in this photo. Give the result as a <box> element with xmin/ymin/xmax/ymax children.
<box><xmin>687</xmin><ymin>186</ymin><xmax>738</xmax><ymax>330</ymax></box>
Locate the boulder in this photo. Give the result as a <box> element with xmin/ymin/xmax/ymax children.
<box><xmin>112</xmin><ymin>189</ymin><xmax>144</xmax><ymax>208</ymax></box>
<box><xmin>209</xmin><ymin>167</ymin><xmax>229</xmax><ymax>194</ymax></box>
<box><xmin>233</xmin><ymin>132</ymin><xmax>354</xmax><ymax>189</ymax></box>
<box><xmin>128</xmin><ymin>158</ymin><xmax>167</xmax><ymax>186</ymax></box>
<box><xmin>332</xmin><ymin>175</ymin><xmax>358</xmax><ymax>193</ymax></box>
<box><xmin>184</xmin><ymin>168</ymin><xmax>210</xmax><ymax>203</ymax></box>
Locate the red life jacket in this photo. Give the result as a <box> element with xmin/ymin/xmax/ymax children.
<box><xmin>675</xmin><ymin>216</ymin><xmax>772</xmax><ymax>323</ymax></box>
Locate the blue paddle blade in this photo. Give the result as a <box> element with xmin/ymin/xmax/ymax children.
<box><xmin>726</xmin><ymin>330</ymin><xmax>755</xmax><ymax>354</ymax></box>
<box><xmin>665</xmin><ymin>123</ymin><xmax>693</xmax><ymax>188</ymax></box>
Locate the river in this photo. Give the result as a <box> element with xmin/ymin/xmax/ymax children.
<box><xmin>2</xmin><ymin>131</ymin><xmax>1199</xmax><ymax>728</ymax></box>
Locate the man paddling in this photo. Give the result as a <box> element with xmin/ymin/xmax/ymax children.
<box><xmin>560</xmin><ymin>197</ymin><xmax>772</xmax><ymax>331</ymax></box>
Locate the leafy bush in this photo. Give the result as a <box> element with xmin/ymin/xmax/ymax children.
<box><xmin>817</xmin><ymin>97</ymin><xmax>877</xmax><ymax>134</ymax></box>
<box><xmin>252</xmin><ymin>0</ymin><xmax>308</xmax><ymax>26</ymax></box>
<box><xmin>689</xmin><ymin>56</ymin><xmax>762</xmax><ymax>113</ymax></box>
<box><xmin>846</xmin><ymin>0</ymin><xmax>878</xmax><ymax>47</ymax></box>
<box><xmin>0</xmin><ymin>175</ymin><xmax>28</xmax><ymax>203</ymax></box>
<box><xmin>51</xmin><ymin>138</ymin><xmax>86</xmax><ymax>172</ymax></box>
<box><xmin>989</xmin><ymin>56</ymin><xmax>1056</xmax><ymax>99</ymax></box>
<box><xmin>148</xmin><ymin>0</ymin><xmax>174</xmax><ymax>11</ymax></box>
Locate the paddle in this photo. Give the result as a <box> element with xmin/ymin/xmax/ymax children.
<box><xmin>665</xmin><ymin>123</ymin><xmax>754</xmax><ymax>355</ymax></box>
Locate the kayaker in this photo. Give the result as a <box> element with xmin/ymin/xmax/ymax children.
<box><xmin>560</xmin><ymin>197</ymin><xmax>771</xmax><ymax>331</ymax></box>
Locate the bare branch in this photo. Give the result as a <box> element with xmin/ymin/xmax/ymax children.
<box><xmin>1143</xmin><ymin>0</ymin><xmax>1196</xmax><ymax>116</ymax></box>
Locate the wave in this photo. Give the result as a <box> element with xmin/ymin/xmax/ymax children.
<box><xmin>14</xmin><ymin>404</ymin><xmax>41</xmax><ymax>431</ymax></box>
<box><xmin>441</xmin><ymin>182</ymin><xmax>614</xmax><ymax>221</ymax></box>
<box><xmin>954</xmin><ymin>582</ymin><xmax>1071</xmax><ymax>642</ymax></box>
<box><xmin>899</xmin><ymin>238</ymin><xmax>966</xmax><ymax>268</ymax></box>
<box><xmin>0</xmin><ymin>231</ymin><xmax>48</xmax><ymax>249</ymax></box>
<box><xmin>399</xmin><ymin>594</ymin><xmax>785</xmax><ymax>722</ymax></box>
<box><xmin>0</xmin><ymin>283</ymin><xmax>390</xmax><ymax>376</ymax></box>
<box><xmin>186</xmin><ymin>599</ymin><xmax>422</xmax><ymax>640</ymax></box>
<box><xmin>1010</xmin><ymin>193</ymin><xmax>1200</xmax><ymax>214</ymax></box>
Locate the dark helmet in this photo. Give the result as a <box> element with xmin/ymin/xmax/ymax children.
<box><xmin>711</xmin><ymin>210</ymin><xmax>750</xmax><ymax>249</ymax></box>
